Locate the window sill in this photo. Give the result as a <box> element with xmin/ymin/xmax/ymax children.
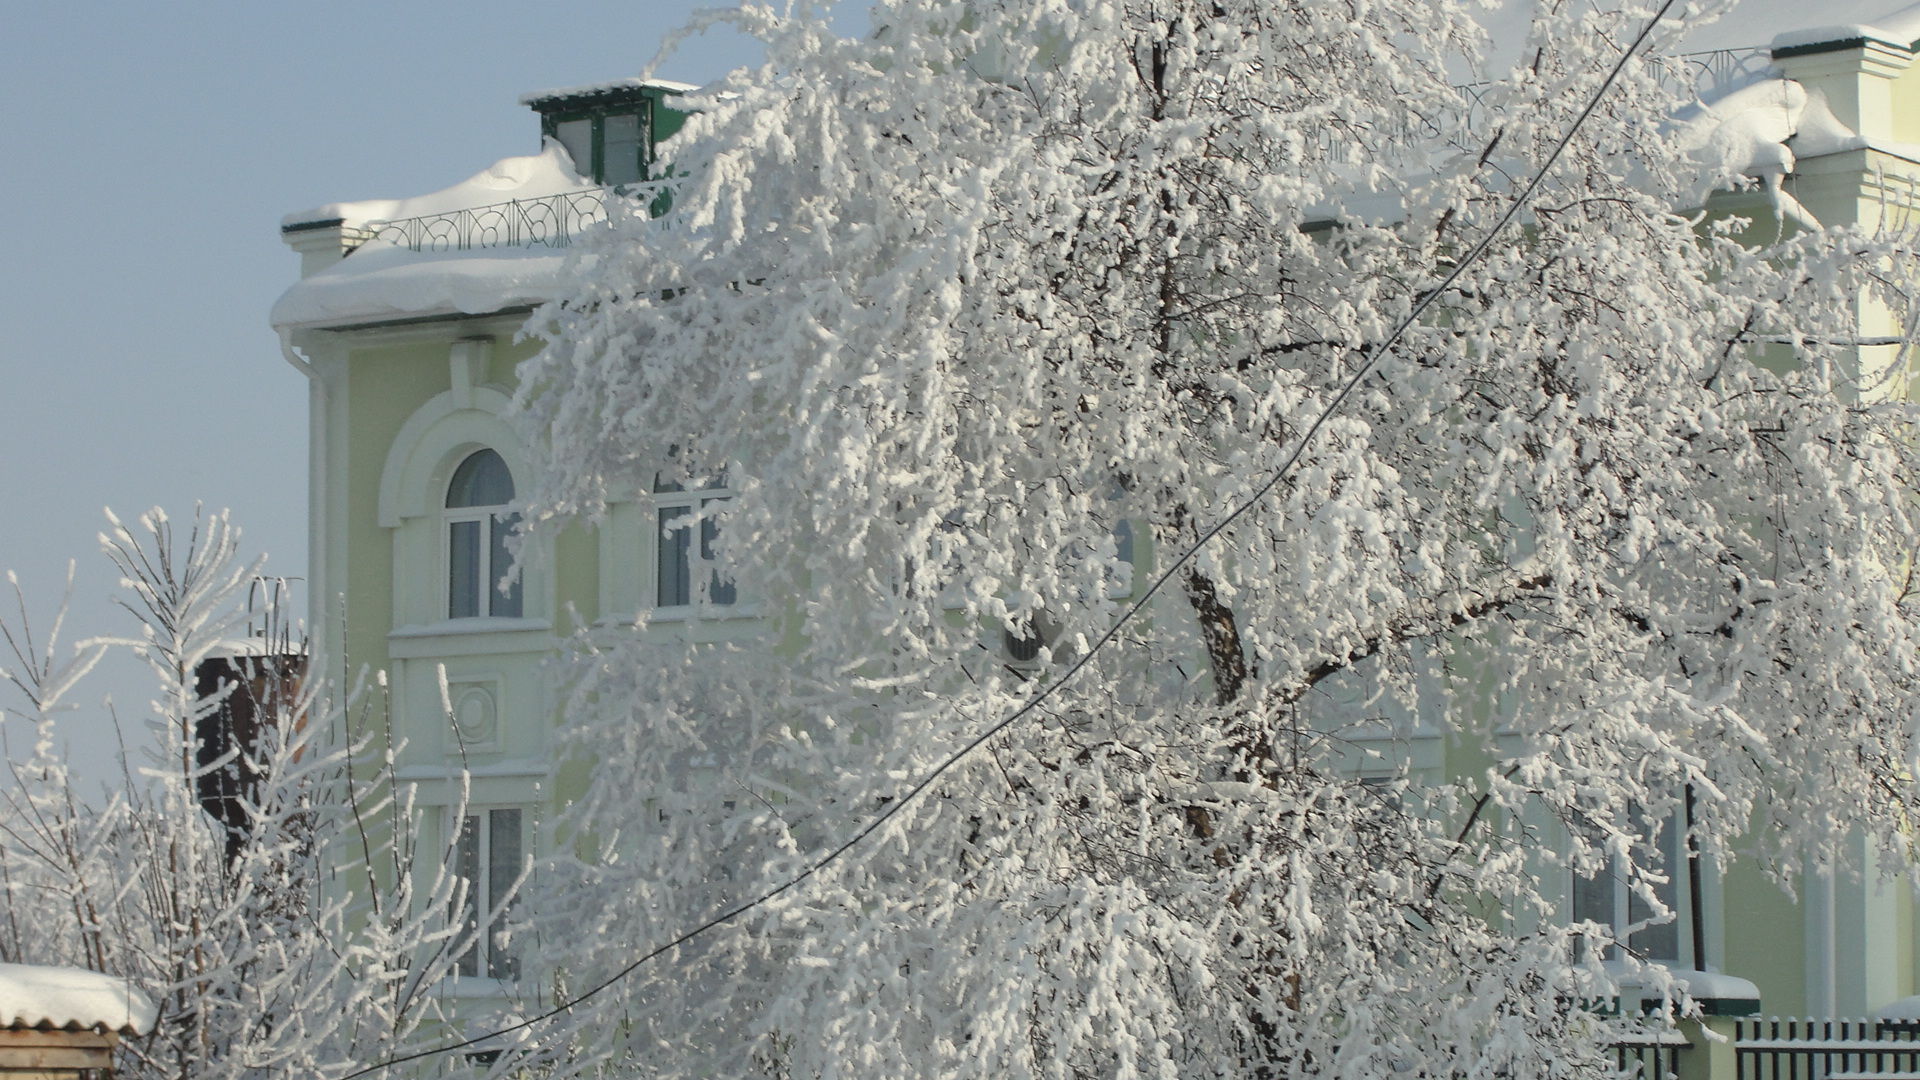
<box><xmin>597</xmin><ymin>603</ymin><xmax>767</xmax><ymax>628</ymax></box>
<box><xmin>395</xmin><ymin>759</ymin><xmax>549</xmax><ymax>782</ymax></box>
<box><xmin>438</xmin><ymin>977</ymin><xmax>523</xmax><ymax>1000</ymax></box>
<box><xmin>389</xmin><ymin>618</ymin><xmax>554</xmax><ymax>659</ymax></box>
<box><xmin>648</xmin><ymin>602</ymin><xmax>764</xmax><ymax>622</ymax></box>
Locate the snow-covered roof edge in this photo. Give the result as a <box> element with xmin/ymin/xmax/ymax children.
<box><xmin>1772</xmin><ymin>1</ymin><xmax>1920</xmax><ymax>53</ymax></box>
<box><xmin>520</xmin><ymin>77</ymin><xmax>698</xmax><ymax>109</ymax></box>
<box><xmin>0</xmin><ymin>963</ymin><xmax>156</xmax><ymax>1035</ymax></box>
<box><xmin>270</xmin><ymin>246</ymin><xmax>573</xmax><ymax>331</ymax></box>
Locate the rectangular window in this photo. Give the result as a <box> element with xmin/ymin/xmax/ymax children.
<box><xmin>555</xmin><ymin>118</ymin><xmax>593</xmax><ymax>178</ymax></box>
<box><xmin>653</xmin><ymin>473</ymin><xmax>735</xmax><ymax>612</ymax></box>
<box><xmin>489</xmin><ymin>512</ymin><xmax>523</xmax><ymax>617</ymax></box>
<box><xmin>1571</xmin><ymin>812</ymin><xmax>1684</xmax><ymax>964</ymax></box>
<box><xmin>550</xmin><ymin>110</ymin><xmax>647</xmax><ymax>186</ymax></box>
<box><xmin>656</xmin><ymin>505</ymin><xmax>692</xmax><ymax>607</ymax></box>
<box><xmin>602</xmin><ymin>112</ymin><xmax>645</xmax><ymax>186</ymax></box>
<box><xmin>701</xmin><ymin>501</ymin><xmax>736</xmax><ymax>605</ymax></box>
<box><xmin>447</xmin><ymin>511</ymin><xmax>523</xmax><ymax>619</ymax></box>
<box><xmin>456</xmin><ymin>807</ymin><xmax>523</xmax><ymax>980</ymax></box>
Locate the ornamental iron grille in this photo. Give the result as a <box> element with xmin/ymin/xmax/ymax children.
<box><xmin>1352</xmin><ymin>45</ymin><xmax>1774</xmax><ymax>156</ymax></box>
<box><xmin>346</xmin><ymin>187</ymin><xmax>626</xmax><ymax>256</ymax></box>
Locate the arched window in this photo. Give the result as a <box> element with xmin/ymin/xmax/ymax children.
<box><xmin>446</xmin><ymin>449</ymin><xmax>523</xmax><ymax>619</ymax></box>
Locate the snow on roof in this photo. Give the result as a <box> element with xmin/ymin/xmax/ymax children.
<box><xmin>274</xmin><ymin>141</ymin><xmax>607</xmax><ymax>328</ymax></box>
<box><xmin>1770</xmin><ymin>0</ymin><xmax>1920</xmax><ymax>52</ymax></box>
<box><xmin>1304</xmin><ymin>65</ymin><xmax>1877</xmax><ymax>231</ymax></box>
<box><xmin>282</xmin><ymin>141</ymin><xmax>589</xmax><ymax>231</ymax></box>
<box><xmin>0</xmin><ymin>963</ymin><xmax>155</xmax><ymax>1035</ymax></box>
<box><xmin>271</xmin><ymin>243</ymin><xmax>577</xmax><ymax>330</ymax></box>
<box><xmin>1676</xmin><ymin>77</ymin><xmax>1812</xmax><ymax>167</ymax></box>
<box><xmin>520</xmin><ymin>76</ymin><xmax>699</xmax><ymax>108</ymax></box>
<box><xmin>278</xmin><ymin>3</ymin><xmax>1920</xmax><ymax>329</ymax></box>
<box><xmin>1365</xmin><ymin>0</ymin><xmax>1920</xmax><ymax>227</ymax></box>
<box><xmin>1481</xmin><ymin>0</ymin><xmax>1920</xmax><ymax>70</ymax></box>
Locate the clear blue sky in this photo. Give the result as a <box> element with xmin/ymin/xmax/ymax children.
<box><xmin>0</xmin><ymin>0</ymin><xmax>781</xmax><ymax>783</ymax></box>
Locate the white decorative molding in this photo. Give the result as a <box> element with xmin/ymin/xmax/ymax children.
<box><xmin>395</xmin><ymin>759</ymin><xmax>549</xmax><ymax>781</ymax></box>
<box><xmin>377</xmin><ymin>378</ymin><xmax>550</xmax><ymax>629</ymax></box>
<box><xmin>449</xmin><ymin>337</ymin><xmax>492</xmax><ymax>410</ymax></box>
<box><xmin>387</xmin><ymin>621</ymin><xmax>553</xmax><ymax>659</ymax></box>
<box><xmin>448</xmin><ymin>681</ymin><xmax>500</xmax><ymax>750</ymax></box>
<box><xmin>376</xmin><ymin>385</ymin><xmax>521</xmax><ymax>528</ymax></box>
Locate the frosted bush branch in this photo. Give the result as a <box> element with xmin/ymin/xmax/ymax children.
<box><xmin>0</xmin><ymin>509</ymin><xmax>471</xmax><ymax>1079</ymax></box>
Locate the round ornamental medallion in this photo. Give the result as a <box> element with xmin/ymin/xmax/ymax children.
<box><xmin>452</xmin><ymin>685</ymin><xmax>497</xmax><ymax>747</ymax></box>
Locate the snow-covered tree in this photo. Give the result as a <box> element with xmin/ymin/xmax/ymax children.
<box><xmin>513</xmin><ymin>0</ymin><xmax>1920</xmax><ymax>1075</ymax></box>
<box><xmin>0</xmin><ymin>510</ymin><xmax>473</xmax><ymax>1079</ymax></box>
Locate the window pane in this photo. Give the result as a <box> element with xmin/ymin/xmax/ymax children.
<box><xmin>448</xmin><ymin>449</ymin><xmax>515</xmax><ymax>509</ymax></box>
<box><xmin>1569</xmin><ymin>863</ymin><xmax>1613</xmax><ymax>926</ymax></box>
<box><xmin>449</xmin><ymin>520</ymin><xmax>481</xmax><ymax>619</ymax></box>
<box><xmin>555</xmin><ymin>118</ymin><xmax>593</xmax><ymax>178</ymax></box>
<box><xmin>1628</xmin><ymin>816</ymin><xmax>1679</xmax><ymax>962</ymax></box>
<box><xmin>1570</xmin><ymin>864</ymin><xmax>1617</xmax><ymax>961</ymax></box>
<box><xmin>602</xmin><ymin>112</ymin><xmax>644</xmax><ymax>186</ymax></box>
<box><xmin>487</xmin><ymin>809</ymin><xmax>522</xmax><ymax>980</ymax></box>
<box><xmin>456</xmin><ymin>815</ymin><xmax>480</xmax><ymax>978</ymax></box>
<box><xmin>490</xmin><ymin>512</ymin><xmax>524</xmax><ymax>618</ymax></box>
<box><xmin>1109</xmin><ymin>519</ymin><xmax>1135</xmax><ymax>595</ymax></box>
<box><xmin>658</xmin><ymin>506</ymin><xmax>691</xmax><ymax>606</ymax></box>
<box><xmin>702</xmin><ymin>498</ymin><xmax>735</xmax><ymax>606</ymax></box>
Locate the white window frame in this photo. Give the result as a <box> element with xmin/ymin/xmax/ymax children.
<box><xmin>453</xmin><ymin>805</ymin><xmax>527</xmax><ymax>982</ymax></box>
<box><xmin>649</xmin><ymin>474</ymin><xmax>737</xmax><ymax>618</ymax></box>
<box><xmin>444</xmin><ymin>449</ymin><xmax>523</xmax><ymax>621</ymax></box>
<box><xmin>443</xmin><ymin>506</ymin><xmax>522</xmax><ymax>620</ymax></box>
<box><xmin>1570</xmin><ymin>808</ymin><xmax>1694</xmax><ymax>967</ymax></box>
<box><xmin>378</xmin><ymin>376</ymin><xmax>550</xmax><ymax>633</ymax></box>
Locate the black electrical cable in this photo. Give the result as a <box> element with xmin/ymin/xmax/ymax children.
<box><xmin>345</xmin><ymin>4</ymin><xmax>1682</xmax><ymax>1073</ymax></box>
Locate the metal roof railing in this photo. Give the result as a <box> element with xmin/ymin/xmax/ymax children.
<box><xmin>1456</xmin><ymin>46</ymin><xmax>1775</xmax><ymax>135</ymax></box>
<box><xmin>345</xmin><ymin>186</ymin><xmax>619</xmax><ymax>255</ymax></box>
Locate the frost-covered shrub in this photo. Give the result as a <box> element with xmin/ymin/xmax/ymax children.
<box><xmin>0</xmin><ymin>510</ymin><xmax>469</xmax><ymax>1079</ymax></box>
